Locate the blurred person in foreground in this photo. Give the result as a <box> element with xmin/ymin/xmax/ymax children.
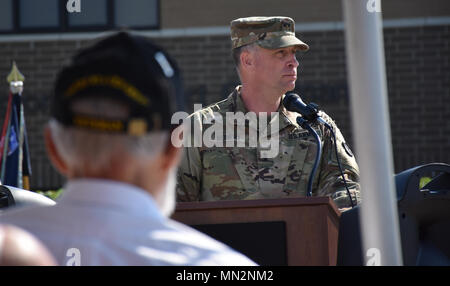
<box><xmin>0</xmin><ymin>32</ymin><xmax>255</xmax><ymax>266</ymax></box>
<box><xmin>0</xmin><ymin>224</ymin><xmax>56</xmax><ymax>266</ymax></box>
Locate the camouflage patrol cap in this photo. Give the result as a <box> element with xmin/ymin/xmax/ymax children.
<box><xmin>230</xmin><ymin>16</ymin><xmax>309</xmax><ymax>50</ymax></box>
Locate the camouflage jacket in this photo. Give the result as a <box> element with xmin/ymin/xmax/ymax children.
<box><xmin>176</xmin><ymin>86</ymin><xmax>360</xmax><ymax>209</ymax></box>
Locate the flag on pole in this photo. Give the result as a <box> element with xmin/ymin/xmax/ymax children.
<box><xmin>0</xmin><ymin>62</ymin><xmax>32</xmax><ymax>189</ymax></box>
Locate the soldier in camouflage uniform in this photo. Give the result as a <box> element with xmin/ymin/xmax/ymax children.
<box><xmin>176</xmin><ymin>16</ymin><xmax>360</xmax><ymax>211</ymax></box>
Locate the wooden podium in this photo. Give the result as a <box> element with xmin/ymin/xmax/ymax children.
<box><xmin>172</xmin><ymin>197</ymin><xmax>341</xmax><ymax>266</ymax></box>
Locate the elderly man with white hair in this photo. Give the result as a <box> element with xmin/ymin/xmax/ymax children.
<box><xmin>0</xmin><ymin>32</ymin><xmax>255</xmax><ymax>266</ymax></box>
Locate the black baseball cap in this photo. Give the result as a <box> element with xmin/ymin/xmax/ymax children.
<box><xmin>53</xmin><ymin>31</ymin><xmax>184</xmax><ymax>136</ymax></box>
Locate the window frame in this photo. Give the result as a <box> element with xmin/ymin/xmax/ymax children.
<box><xmin>0</xmin><ymin>0</ymin><xmax>160</xmax><ymax>34</ymax></box>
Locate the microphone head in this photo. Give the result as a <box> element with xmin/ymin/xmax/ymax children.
<box><xmin>283</xmin><ymin>93</ymin><xmax>319</xmax><ymax>122</ymax></box>
<box><xmin>283</xmin><ymin>93</ymin><xmax>302</xmax><ymax>112</ymax></box>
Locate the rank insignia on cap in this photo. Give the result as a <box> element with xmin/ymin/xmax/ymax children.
<box><xmin>281</xmin><ymin>19</ymin><xmax>291</xmax><ymax>29</ymax></box>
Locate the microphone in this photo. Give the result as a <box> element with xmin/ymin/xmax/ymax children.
<box><xmin>283</xmin><ymin>93</ymin><xmax>355</xmax><ymax>207</ymax></box>
<box><xmin>283</xmin><ymin>93</ymin><xmax>326</xmax><ymax>125</ymax></box>
<box><xmin>283</xmin><ymin>93</ymin><xmax>317</xmax><ymax>121</ymax></box>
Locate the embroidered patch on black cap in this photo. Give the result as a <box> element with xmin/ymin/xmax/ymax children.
<box><xmin>53</xmin><ymin>31</ymin><xmax>184</xmax><ymax>135</ymax></box>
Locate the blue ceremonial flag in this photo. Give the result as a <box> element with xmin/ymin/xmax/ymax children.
<box><xmin>0</xmin><ymin>62</ymin><xmax>32</xmax><ymax>189</ymax></box>
<box><xmin>0</xmin><ymin>93</ymin><xmax>13</xmax><ymax>184</ymax></box>
<box><xmin>2</xmin><ymin>94</ymin><xmax>21</xmax><ymax>187</ymax></box>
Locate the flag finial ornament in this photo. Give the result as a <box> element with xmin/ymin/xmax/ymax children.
<box><xmin>7</xmin><ymin>61</ymin><xmax>25</xmax><ymax>83</ymax></box>
<box><xmin>7</xmin><ymin>62</ymin><xmax>25</xmax><ymax>94</ymax></box>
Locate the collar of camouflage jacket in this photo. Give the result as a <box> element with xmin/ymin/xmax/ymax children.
<box><xmin>229</xmin><ymin>85</ymin><xmax>301</xmax><ymax>133</ymax></box>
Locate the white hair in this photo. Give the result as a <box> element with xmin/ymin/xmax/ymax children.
<box><xmin>154</xmin><ymin>167</ymin><xmax>177</xmax><ymax>217</ymax></box>
<box><xmin>48</xmin><ymin>96</ymin><xmax>169</xmax><ymax>174</ymax></box>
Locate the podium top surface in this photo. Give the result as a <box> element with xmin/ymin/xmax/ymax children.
<box><xmin>175</xmin><ymin>197</ymin><xmax>340</xmax><ymax>217</ymax></box>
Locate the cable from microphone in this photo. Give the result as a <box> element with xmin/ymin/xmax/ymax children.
<box><xmin>283</xmin><ymin>93</ymin><xmax>355</xmax><ymax>208</ymax></box>
<box><xmin>296</xmin><ymin>116</ymin><xmax>323</xmax><ymax>197</ymax></box>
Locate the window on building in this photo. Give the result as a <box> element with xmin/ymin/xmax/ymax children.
<box><xmin>0</xmin><ymin>0</ymin><xmax>159</xmax><ymax>34</ymax></box>
<box><xmin>0</xmin><ymin>0</ymin><xmax>14</xmax><ymax>31</ymax></box>
<box><xmin>114</xmin><ymin>0</ymin><xmax>158</xmax><ymax>28</ymax></box>
<box><xmin>19</xmin><ymin>0</ymin><xmax>60</xmax><ymax>29</ymax></box>
<box><xmin>68</xmin><ymin>0</ymin><xmax>108</xmax><ymax>27</ymax></box>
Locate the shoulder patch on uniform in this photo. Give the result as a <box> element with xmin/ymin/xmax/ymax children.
<box><xmin>342</xmin><ymin>142</ymin><xmax>354</xmax><ymax>157</ymax></box>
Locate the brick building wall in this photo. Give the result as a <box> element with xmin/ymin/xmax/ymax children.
<box><xmin>160</xmin><ymin>0</ymin><xmax>450</xmax><ymax>28</ymax></box>
<box><xmin>0</xmin><ymin>23</ymin><xmax>449</xmax><ymax>190</ymax></box>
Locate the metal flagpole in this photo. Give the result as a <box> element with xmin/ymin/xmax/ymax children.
<box><xmin>342</xmin><ymin>0</ymin><xmax>403</xmax><ymax>265</ymax></box>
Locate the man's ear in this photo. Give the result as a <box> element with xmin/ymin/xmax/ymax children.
<box><xmin>160</xmin><ymin>142</ymin><xmax>182</xmax><ymax>172</ymax></box>
<box><xmin>240</xmin><ymin>49</ymin><xmax>254</xmax><ymax>69</ymax></box>
<box><xmin>44</xmin><ymin>126</ymin><xmax>69</xmax><ymax>176</ymax></box>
